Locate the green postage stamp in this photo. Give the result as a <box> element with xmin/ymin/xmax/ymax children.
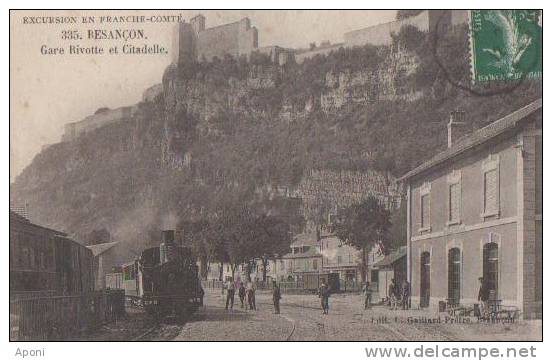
<box><xmin>469</xmin><ymin>10</ymin><xmax>542</xmax><ymax>82</ymax></box>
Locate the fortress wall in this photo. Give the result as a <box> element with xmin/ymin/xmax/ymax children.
<box><xmin>197</xmin><ymin>22</ymin><xmax>240</xmax><ymax>60</ymax></box>
<box><xmin>257</xmin><ymin>46</ymin><xmax>281</xmax><ymax>62</ymax></box>
<box><xmin>196</xmin><ymin>18</ymin><xmax>257</xmax><ymax>61</ymax></box>
<box><xmin>63</xmin><ymin>106</ymin><xmax>137</xmax><ymax>141</ymax></box>
<box><xmin>344</xmin><ymin>11</ymin><xmax>430</xmax><ymax>47</ymax></box>
<box><xmin>173</xmin><ymin>22</ymin><xmax>197</xmax><ymax>65</ymax></box>
<box><xmin>295</xmin><ymin>43</ymin><xmax>344</xmax><ymax>64</ymax></box>
<box><xmin>257</xmin><ymin>46</ymin><xmax>294</xmax><ymax>65</ymax></box>
<box><xmin>237</xmin><ymin>18</ymin><xmax>258</xmax><ymax>57</ymax></box>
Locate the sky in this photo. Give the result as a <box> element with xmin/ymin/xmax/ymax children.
<box><xmin>10</xmin><ymin>10</ymin><xmax>397</xmax><ymax>181</ymax></box>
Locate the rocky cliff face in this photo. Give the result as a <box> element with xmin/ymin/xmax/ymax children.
<box><xmin>11</xmin><ymin>25</ymin><xmax>541</xmax><ymax>246</ymax></box>
<box><xmin>320</xmin><ymin>48</ymin><xmax>421</xmax><ymax>111</ymax></box>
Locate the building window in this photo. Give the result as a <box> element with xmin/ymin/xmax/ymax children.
<box><xmin>421</xmin><ymin>194</ymin><xmax>430</xmax><ymax>230</ymax></box>
<box><xmin>419</xmin><ymin>181</ymin><xmax>431</xmax><ymax>232</ymax></box>
<box><xmin>337</xmin><ymin>255</ymin><xmax>343</xmax><ymax>264</ymax></box>
<box><xmin>482</xmin><ymin>155</ymin><xmax>499</xmax><ymax>218</ymax></box>
<box><xmin>447</xmin><ymin>183</ymin><xmax>461</xmax><ymax>224</ymax></box>
<box><xmin>447</xmin><ymin>170</ymin><xmax>461</xmax><ymax>225</ymax></box>
<box><xmin>484</xmin><ymin>169</ymin><xmax>498</xmax><ymax>215</ymax></box>
<box><xmin>483</xmin><ymin>242</ymin><xmax>499</xmax><ymax>298</ymax></box>
<box><xmin>447</xmin><ymin>248</ymin><xmax>461</xmax><ymax>304</ymax></box>
<box><xmin>304</xmin><ymin>259</ymin><xmax>309</xmax><ymax>271</ymax></box>
<box><xmin>313</xmin><ymin>259</ymin><xmax>318</xmax><ymax>270</ymax></box>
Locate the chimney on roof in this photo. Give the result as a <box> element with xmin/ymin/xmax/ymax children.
<box><xmin>447</xmin><ymin>110</ymin><xmax>470</xmax><ymax>148</ymax></box>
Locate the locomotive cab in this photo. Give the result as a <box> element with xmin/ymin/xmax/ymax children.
<box><xmin>139</xmin><ymin>230</ymin><xmax>200</xmax><ymax>319</ymax></box>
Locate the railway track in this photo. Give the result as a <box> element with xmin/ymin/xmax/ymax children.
<box><xmin>132</xmin><ymin>324</ymin><xmax>159</xmax><ymax>341</ymax></box>
<box><xmin>269</xmin><ymin>300</ymin><xmax>329</xmax><ymax>341</ymax></box>
<box><xmin>280</xmin><ymin>314</ymin><xmax>296</xmax><ymax>341</ymax></box>
<box><xmin>277</xmin><ymin>299</ymin><xmax>454</xmax><ymax>341</ymax></box>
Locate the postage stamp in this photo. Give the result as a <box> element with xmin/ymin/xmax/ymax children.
<box><xmin>469</xmin><ymin>10</ymin><xmax>542</xmax><ymax>82</ymax></box>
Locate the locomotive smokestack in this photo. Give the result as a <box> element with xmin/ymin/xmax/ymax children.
<box><xmin>162</xmin><ymin>230</ymin><xmax>175</xmax><ymax>244</ymax></box>
<box><xmin>160</xmin><ymin>229</ymin><xmax>177</xmax><ymax>264</ymax></box>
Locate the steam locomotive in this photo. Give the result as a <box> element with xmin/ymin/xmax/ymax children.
<box><xmin>113</xmin><ymin>230</ymin><xmax>202</xmax><ymax>319</ymax></box>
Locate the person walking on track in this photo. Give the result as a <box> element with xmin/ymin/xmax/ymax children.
<box><xmin>401</xmin><ymin>280</ymin><xmax>411</xmax><ymax>310</ymax></box>
<box><xmin>247</xmin><ymin>280</ymin><xmax>257</xmax><ymax>310</ymax></box>
<box><xmin>225</xmin><ymin>278</ymin><xmax>235</xmax><ymax>310</ymax></box>
<box><xmin>388</xmin><ymin>279</ymin><xmax>399</xmax><ymax>310</ymax></box>
<box><xmin>238</xmin><ymin>282</ymin><xmax>246</xmax><ymax>309</ymax></box>
<box><xmin>198</xmin><ymin>282</ymin><xmax>205</xmax><ymax>307</ymax></box>
<box><xmin>319</xmin><ymin>281</ymin><xmax>330</xmax><ymax>315</ymax></box>
<box><xmin>362</xmin><ymin>281</ymin><xmax>372</xmax><ymax>310</ymax></box>
<box><xmin>272</xmin><ymin>281</ymin><xmax>281</xmax><ymax>314</ymax></box>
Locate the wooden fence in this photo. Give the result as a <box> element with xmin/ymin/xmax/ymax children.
<box><xmin>9</xmin><ymin>289</ymin><xmax>125</xmax><ymax>341</ymax></box>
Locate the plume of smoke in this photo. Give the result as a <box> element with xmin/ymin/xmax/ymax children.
<box><xmin>111</xmin><ymin>206</ymin><xmax>157</xmax><ymax>261</ymax></box>
<box><xmin>161</xmin><ymin>211</ymin><xmax>179</xmax><ymax>231</ymax></box>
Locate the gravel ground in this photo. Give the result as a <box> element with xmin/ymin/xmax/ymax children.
<box><xmin>171</xmin><ymin>290</ymin><xmax>293</xmax><ymax>341</ymax></box>
<box><xmin>167</xmin><ymin>289</ymin><xmax>542</xmax><ymax>341</ymax></box>
<box><xmin>71</xmin><ymin>289</ymin><xmax>541</xmax><ymax>341</ymax></box>
<box><xmin>71</xmin><ymin>307</ymin><xmax>157</xmax><ymax>341</ymax></box>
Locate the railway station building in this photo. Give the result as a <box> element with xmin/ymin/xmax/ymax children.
<box><xmin>399</xmin><ymin>99</ymin><xmax>542</xmax><ymax>319</ymax></box>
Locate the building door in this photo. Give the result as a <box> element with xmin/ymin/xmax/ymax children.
<box><xmin>483</xmin><ymin>242</ymin><xmax>499</xmax><ymax>299</ymax></box>
<box><xmin>448</xmin><ymin>248</ymin><xmax>461</xmax><ymax>305</ymax></box>
<box><xmin>420</xmin><ymin>252</ymin><xmax>431</xmax><ymax>308</ymax></box>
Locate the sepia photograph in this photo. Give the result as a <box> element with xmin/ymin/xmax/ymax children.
<box><xmin>9</xmin><ymin>8</ymin><xmax>542</xmax><ymax>345</ymax></box>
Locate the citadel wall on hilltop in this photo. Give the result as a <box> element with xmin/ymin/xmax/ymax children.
<box><xmin>295</xmin><ymin>43</ymin><xmax>344</xmax><ymax>64</ymax></box>
<box><xmin>344</xmin><ymin>10</ymin><xmax>467</xmax><ymax>47</ymax></box>
<box><xmin>173</xmin><ymin>15</ymin><xmax>258</xmax><ymax>65</ymax></box>
<box><xmin>295</xmin><ymin>10</ymin><xmax>468</xmax><ymax>63</ymax></box>
<box><xmin>62</xmin><ymin>106</ymin><xmax>138</xmax><ymax>142</ymax></box>
<box><xmin>63</xmin><ymin>11</ymin><xmax>468</xmax><ymax>142</ymax></box>
<box><xmin>344</xmin><ymin>11</ymin><xmax>432</xmax><ymax>47</ymax></box>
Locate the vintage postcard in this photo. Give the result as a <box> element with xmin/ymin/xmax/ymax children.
<box><xmin>9</xmin><ymin>9</ymin><xmax>542</xmax><ymax>343</ymax></box>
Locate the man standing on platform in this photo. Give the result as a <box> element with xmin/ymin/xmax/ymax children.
<box><xmin>319</xmin><ymin>281</ymin><xmax>330</xmax><ymax>315</ymax></box>
<box><xmin>362</xmin><ymin>281</ymin><xmax>372</xmax><ymax>310</ymax></box>
<box><xmin>225</xmin><ymin>278</ymin><xmax>235</xmax><ymax>310</ymax></box>
<box><xmin>272</xmin><ymin>281</ymin><xmax>281</xmax><ymax>314</ymax></box>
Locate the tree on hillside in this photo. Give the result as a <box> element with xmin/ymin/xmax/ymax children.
<box><xmin>391</xmin><ymin>24</ymin><xmax>426</xmax><ymax>53</ymax></box>
<box><xmin>388</xmin><ymin>197</ymin><xmax>407</xmax><ymax>251</ymax></box>
<box><xmin>255</xmin><ymin>214</ymin><xmax>292</xmax><ymax>283</ymax></box>
<box><xmin>331</xmin><ymin>195</ymin><xmax>391</xmax><ymax>282</ymax></box>
<box><xmin>205</xmin><ymin>214</ymin><xmax>232</xmax><ymax>281</ymax></box>
<box><xmin>179</xmin><ymin>218</ymin><xmax>216</xmax><ymax>280</ymax></box>
<box><xmin>215</xmin><ymin>205</ymin><xmax>258</xmax><ymax>281</ymax></box>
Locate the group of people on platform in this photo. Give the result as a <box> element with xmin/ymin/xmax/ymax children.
<box><xmin>362</xmin><ymin>278</ymin><xmax>411</xmax><ymax>311</ymax></box>
<box><xmin>222</xmin><ymin>278</ymin><xmax>282</xmax><ymax>314</ymax></box>
<box><xmin>209</xmin><ymin>275</ymin><xmax>496</xmax><ymax>317</ymax></box>
<box><xmin>223</xmin><ymin>279</ymin><xmax>258</xmax><ymax>311</ymax></box>
<box><xmin>218</xmin><ymin>277</ymin><xmax>413</xmax><ymax>315</ymax></box>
